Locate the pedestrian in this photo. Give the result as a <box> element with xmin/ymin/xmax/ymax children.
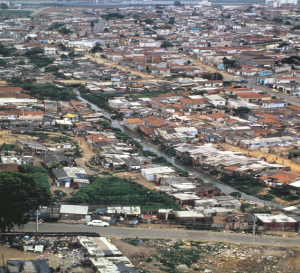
<box><xmin>124</xmin><ymin>173</ymin><xmax>127</xmax><ymax>178</ymax></box>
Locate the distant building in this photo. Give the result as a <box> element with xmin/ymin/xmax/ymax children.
<box><xmin>266</xmin><ymin>0</ymin><xmax>297</xmax><ymax>7</ymax></box>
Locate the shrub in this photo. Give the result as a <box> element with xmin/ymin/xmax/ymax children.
<box><xmin>54</xmin><ymin>190</ymin><xmax>67</xmax><ymax>197</ymax></box>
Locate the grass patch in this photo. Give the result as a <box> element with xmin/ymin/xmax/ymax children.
<box><xmin>135</xmin><ymin>90</ymin><xmax>170</xmax><ymax>98</ymax></box>
<box><xmin>0</xmin><ymin>10</ymin><xmax>32</xmax><ymax>18</ymax></box>
<box><xmin>68</xmin><ymin>176</ymin><xmax>181</xmax><ymax>211</ymax></box>
<box><xmin>220</xmin><ymin>174</ymin><xmax>264</xmax><ymax>196</ymax></box>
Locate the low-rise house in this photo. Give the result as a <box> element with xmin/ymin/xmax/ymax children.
<box><xmin>141</xmin><ymin>166</ymin><xmax>176</xmax><ymax>181</ymax></box>
<box><xmin>178</xmin><ymin>98</ymin><xmax>207</xmax><ymax>110</ymax></box>
<box><xmin>122</xmin><ymin>118</ymin><xmax>144</xmax><ymax>132</ymax></box>
<box><xmin>169</xmin><ymin>193</ymin><xmax>201</xmax><ymax>206</ymax></box>
<box><xmin>41</xmin><ymin>154</ymin><xmax>72</xmax><ymax>168</ymax></box>
<box><xmin>60</xmin><ymin>205</ymin><xmax>88</xmax><ymax>221</ymax></box>
<box><xmin>192</xmin><ymin>185</ymin><xmax>219</xmax><ymax>198</ymax></box>
<box><xmin>263</xmin><ymin>171</ymin><xmax>300</xmax><ymax>187</ymax></box>
<box><xmin>205</xmin><ymin>94</ymin><xmax>226</xmax><ymax>106</ymax></box>
<box><xmin>52</xmin><ymin>168</ymin><xmax>70</xmax><ymax>187</ymax></box>
<box><xmin>206</xmin><ymin>113</ymin><xmax>227</xmax><ymax>122</ymax></box>
<box><xmin>195</xmin><ymin>196</ymin><xmax>242</xmax><ymax>210</ymax></box>
<box><xmin>228</xmin><ymin>213</ymin><xmax>253</xmax><ymax>230</ymax></box>
<box><xmin>261</xmin><ymin>99</ymin><xmax>287</xmax><ymax>108</ymax></box>
<box><xmin>52</xmin><ymin>167</ymin><xmax>86</xmax><ymax>187</ymax></box>
<box><xmin>254</xmin><ymin>213</ymin><xmax>297</xmax><ymax>231</ymax></box>
<box><xmin>16</xmin><ymin>139</ymin><xmax>49</xmax><ymax>155</ymax></box>
<box><xmin>173</xmin><ymin>211</ymin><xmax>212</xmax><ymax>224</ymax></box>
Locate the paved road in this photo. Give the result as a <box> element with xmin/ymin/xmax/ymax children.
<box><xmin>247</xmin><ymin>77</ymin><xmax>300</xmax><ymax>106</ymax></box>
<box><xmin>19</xmin><ymin>223</ymin><xmax>300</xmax><ymax>246</ymax></box>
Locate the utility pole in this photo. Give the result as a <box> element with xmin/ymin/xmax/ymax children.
<box><xmin>252</xmin><ymin>215</ymin><xmax>257</xmax><ymax>248</ymax></box>
<box><xmin>36</xmin><ymin>209</ymin><xmax>38</xmax><ymax>233</ymax></box>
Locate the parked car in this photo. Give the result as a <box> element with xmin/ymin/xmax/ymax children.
<box><xmin>87</xmin><ymin>220</ymin><xmax>109</xmax><ymax>227</ymax></box>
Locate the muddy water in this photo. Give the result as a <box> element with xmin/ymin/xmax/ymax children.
<box><xmin>75</xmin><ymin>90</ymin><xmax>284</xmax><ymax>208</ymax></box>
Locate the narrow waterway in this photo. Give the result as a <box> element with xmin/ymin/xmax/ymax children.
<box><xmin>75</xmin><ymin>90</ymin><xmax>285</xmax><ymax>209</ymax></box>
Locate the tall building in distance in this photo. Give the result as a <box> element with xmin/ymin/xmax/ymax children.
<box><xmin>266</xmin><ymin>0</ymin><xmax>297</xmax><ymax>7</ymax></box>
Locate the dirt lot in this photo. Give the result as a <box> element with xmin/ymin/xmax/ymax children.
<box><xmin>2</xmin><ymin>237</ymin><xmax>300</xmax><ymax>273</ymax></box>
<box><xmin>112</xmin><ymin>238</ymin><xmax>300</xmax><ymax>273</ymax></box>
<box><xmin>225</xmin><ymin>144</ymin><xmax>300</xmax><ymax>174</ymax></box>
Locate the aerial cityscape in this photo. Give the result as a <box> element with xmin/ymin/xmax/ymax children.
<box><xmin>0</xmin><ymin>0</ymin><xmax>300</xmax><ymax>272</ymax></box>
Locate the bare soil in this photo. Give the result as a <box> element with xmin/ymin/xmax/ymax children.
<box><xmin>111</xmin><ymin>238</ymin><xmax>300</xmax><ymax>273</ymax></box>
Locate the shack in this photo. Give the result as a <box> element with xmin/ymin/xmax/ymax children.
<box><xmin>60</xmin><ymin>205</ymin><xmax>89</xmax><ymax>221</ymax></box>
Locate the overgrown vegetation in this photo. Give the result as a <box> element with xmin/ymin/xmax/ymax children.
<box><xmin>7</xmin><ymin>77</ymin><xmax>76</xmax><ymax>101</ymax></box>
<box><xmin>0</xmin><ymin>143</ymin><xmax>22</xmax><ymax>154</ymax></box>
<box><xmin>269</xmin><ymin>186</ymin><xmax>300</xmax><ymax>201</ymax></box>
<box><xmin>68</xmin><ymin>176</ymin><xmax>181</xmax><ymax>211</ymax></box>
<box><xmin>79</xmin><ymin>86</ymin><xmax>112</xmax><ymax>112</ymax></box>
<box><xmin>220</xmin><ymin>174</ymin><xmax>264</xmax><ymax>196</ymax></box>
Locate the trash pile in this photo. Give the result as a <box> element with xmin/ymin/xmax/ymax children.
<box><xmin>3</xmin><ymin>235</ymin><xmax>92</xmax><ymax>272</ymax></box>
<box><xmin>8</xmin><ymin>235</ymin><xmax>79</xmax><ymax>254</ymax></box>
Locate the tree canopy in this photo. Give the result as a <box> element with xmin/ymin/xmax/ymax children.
<box><xmin>160</xmin><ymin>40</ymin><xmax>174</xmax><ymax>48</ymax></box>
<box><xmin>0</xmin><ymin>171</ymin><xmax>50</xmax><ymax>232</ymax></box>
<box><xmin>201</xmin><ymin>72</ymin><xmax>224</xmax><ymax>81</ymax></box>
<box><xmin>58</xmin><ymin>28</ymin><xmax>72</xmax><ymax>35</ymax></box>
<box><xmin>233</xmin><ymin>106</ymin><xmax>251</xmax><ymax>116</ymax></box>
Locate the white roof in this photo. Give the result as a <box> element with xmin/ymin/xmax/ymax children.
<box><xmin>142</xmin><ymin>166</ymin><xmax>175</xmax><ymax>174</ymax></box>
<box><xmin>283</xmin><ymin>206</ymin><xmax>298</xmax><ymax>211</ymax></box>
<box><xmin>289</xmin><ymin>180</ymin><xmax>300</xmax><ymax>188</ymax></box>
<box><xmin>60</xmin><ymin>205</ymin><xmax>88</xmax><ymax>215</ymax></box>
<box><xmin>56</xmin><ymin>120</ymin><xmax>73</xmax><ymax>125</ymax></box>
<box><xmin>174</xmin><ymin>211</ymin><xmax>205</xmax><ymax>218</ymax></box>
<box><xmin>254</xmin><ymin>213</ymin><xmax>297</xmax><ymax>223</ymax></box>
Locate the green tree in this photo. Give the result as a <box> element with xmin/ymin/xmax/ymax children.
<box><xmin>0</xmin><ymin>59</ymin><xmax>7</xmax><ymax>66</ymax></box>
<box><xmin>273</xmin><ymin>17</ymin><xmax>283</xmax><ymax>24</ymax></box>
<box><xmin>168</xmin><ymin>17</ymin><xmax>175</xmax><ymax>25</ymax></box>
<box><xmin>96</xmin><ymin>119</ymin><xmax>111</xmax><ymax>129</ymax></box>
<box><xmin>58</xmin><ymin>43</ymin><xmax>67</xmax><ymax>51</ymax></box>
<box><xmin>292</xmin><ymin>25</ymin><xmax>300</xmax><ymax>30</ymax></box>
<box><xmin>58</xmin><ymin>28</ymin><xmax>72</xmax><ymax>35</ymax></box>
<box><xmin>144</xmin><ymin>19</ymin><xmax>154</xmax><ymax>25</ymax></box>
<box><xmin>278</xmin><ymin>42</ymin><xmax>289</xmax><ymax>48</ymax></box>
<box><xmin>0</xmin><ymin>44</ymin><xmax>11</xmax><ymax>56</ymax></box>
<box><xmin>233</xmin><ymin>106</ymin><xmax>251</xmax><ymax>116</ymax></box>
<box><xmin>202</xmin><ymin>72</ymin><xmax>223</xmax><ymax>81</ymax></box>
<box><xmin>47</xmin><ymin>161</ymin><xmax>68</xmax><ymax>169</ymax></box>
<box><xmin>160</xmin><ymin>40</ymin><xmax>174</xmax><ymax>48</ymax></box>
<box><xmin>146</xmin><ymin>65</ymin><xmax>151</xmax><ymax>74</ymax></box>
<box><xmin>0</xmin><ymin>171</ymin><xmax>50</xmax><ymax>232</ymax></box>
<box><xmin>24</xmin><ymin>47</ymin><xmax>43</xmax><ymax>57</ymax></box>
<box><xmin>223</xmin><ymin>57</ymin><xmax>235</xmax><ymax>68</ymax></box>
<box><xmin>0</xmin><ymin>3</ymin><xmax>8</xmax><ymax>9</ymax></box>
<box><xmin>91</xmin><ymin>45</ymin><xmax>103</xmax><ymax>54</ymax></box>
<box><xmin>174</xmin><ymin>0</ymin><xmax>184</xmax><ymax>6</ymax></box>
<box><xmin>48</xmin><ymin>23</ymin><xmax>64</xmax><ymax>30</ymax></box>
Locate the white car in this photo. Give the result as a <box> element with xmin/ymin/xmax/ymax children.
<box><xmin>87</xmin><ymin>220</ymin><xmax>109</xmax><ymax>227</ymax></box>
